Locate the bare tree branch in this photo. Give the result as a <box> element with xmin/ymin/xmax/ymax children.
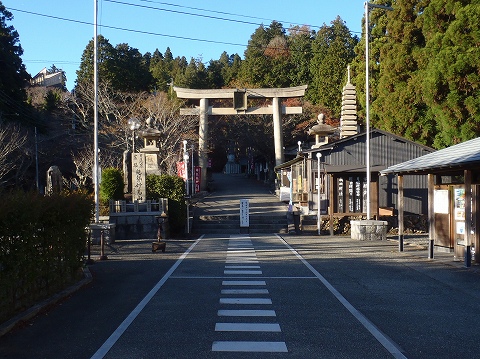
<box><xmin>0</xmin><ymin>121</ymin><xmax>28</xmax><ymax>187</ymax></box>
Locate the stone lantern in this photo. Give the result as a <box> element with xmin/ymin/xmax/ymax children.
<box><xmin>137</xmin><ymin>117</ymin><xmax>162</xmax><ymax>176</ymax></box>
<box><xmin>307</xmin><ymin>114</ymin><xmax>335</xmax><ymax>148</ymax></box>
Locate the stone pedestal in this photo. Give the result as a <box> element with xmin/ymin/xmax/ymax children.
<box><xmin>350</xmin><ymin>220</ymin><xmax>388</xmax><ymax>241</ymax></box>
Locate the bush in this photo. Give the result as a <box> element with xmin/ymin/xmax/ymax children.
<box><xmin>146</xmin><ymin>174</ymin><xmax>186</xmax><ymax>236</ymax></box>
<box><xmin>0</xmin><ymin>190</ymin><xmax>93</xmax><ymax>323</ymax></box>
<box><xmin>100</xmin><ymin>167</ymin><xmax>124</xmax><ymax>205</ymax></box>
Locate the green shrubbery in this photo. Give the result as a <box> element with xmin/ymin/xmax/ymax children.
<box><xmin>0</xmin><ymin>190</ymin><xmax>93</xmax><ymax>323</ymax></box>
<box><xmin>146</xmin><ymin>174</ymin><xmax>186</xmax><ymax>236</ymax></box>
<box><xmin>100</xmin><ymin>167</ymin><xmax>124</xmax><ymax>204</ymax></box>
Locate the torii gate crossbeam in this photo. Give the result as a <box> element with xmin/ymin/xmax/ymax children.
<box><xmin>174</xmin><ymin>85</ymin><xmax>307</xmax><ymax>191</ymax></box>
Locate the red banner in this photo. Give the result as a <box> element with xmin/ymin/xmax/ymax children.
<box><xmin>176</xmin><ymin>161</ymin><xmax>186</xmax><ymax>180</ymax></box>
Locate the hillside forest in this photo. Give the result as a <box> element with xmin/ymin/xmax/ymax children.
<box><xmin>0</xmin><ymin>0</ymin><xmax>478</xmax><ymax>191</ymax></box>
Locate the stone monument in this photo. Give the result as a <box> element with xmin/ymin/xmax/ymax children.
<box><xmin>130</xmin><ymin>117</ymin><xmax>163</xmax><ymax>202</ymax></box>
<box><xmin>46</xmin><ymin>166</ymin><xmax>62</xmax><ymax>195</ymax></box>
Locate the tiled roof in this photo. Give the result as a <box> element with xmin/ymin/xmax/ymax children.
<box><xmin>381</xmin><ymin>137</ymin><xmax>480</xmax><ymax>175</ymax></box>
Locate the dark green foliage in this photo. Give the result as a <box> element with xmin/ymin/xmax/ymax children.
<box><xmin>420</xmin><ymin>0</ymin><xmax>480</xmax><ymax>148</ymax></box>
<box><xmin>239</xmin><ymin>21</ymin><xmax>292</xmax><ymax>88</ymax></box>
<box><xmin>146</xmin><ymin>174</ymin><xmax>186</xmax><ymax>236</ymax></box>
<box><xmin>42</xmin><ymin>90</ymin><xmax>61</xmax><ymax>112</ymax></box>
<box><xmin>100</xmin><ymin>168</ymin><xmax>124</xmax><ymax>205</ymax></box>
<box><xmin>308</xmin><ymin>17</ymin><xmax>358</xmax><ymax>116</ymax></box>
<box><xmin>76</xmin><ymin>36</ymin><xmax>152</xmax><ymax>92</ymax></box>
<box><xmin>0</xmin><ymin>190</ymin><xmax>93</xmax><ymax>323</ymax></box>
<box><xmin>352</xmin><ymin>0</ymin><xmax>479</xmax><ymax>148</ymax></box>
<box><xmin>370</xmin><ymin>0</ymin><xmax>432</xmax><ymax>145</ymax></box>
<box><xmin>0</xmin><ymin>3</ymin><xmax>29</xmax><ymax>122</ymax></box>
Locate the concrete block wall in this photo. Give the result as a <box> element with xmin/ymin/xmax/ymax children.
<box><xmin>110</xmin><ymin>213</ymin><xmax>160</xmax><ymax>240</ymax></box>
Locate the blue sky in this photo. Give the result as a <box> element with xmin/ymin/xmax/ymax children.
<box><xmin>4</xmin><ymin>0</ymin><xmax>365</xmax><ymax>91</ymax></box>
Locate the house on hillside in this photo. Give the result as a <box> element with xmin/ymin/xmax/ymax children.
<box><xmin>30</xmin><ymin>67</ymin><xmax>65</xmax><ymax>88</ymax></box>
<box><xmin>381</xmin><ymin>137</ymin><xmax>480</xmax><ymax>264</ymax></box>
<box><xmin>275</xmin><ymin>129</ymin><xmax>435</xmax><ymax>234</ymax></box>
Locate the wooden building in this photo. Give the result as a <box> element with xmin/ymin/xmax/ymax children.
<box><xmin>275</xmin><ymin>129</ymin><xmax>434</xmax><ymax>233</ymax></box>
<box><xmin>381</xmin><ymin>137</ymin><xmax>480</xmax><ymax>265</ymax></box>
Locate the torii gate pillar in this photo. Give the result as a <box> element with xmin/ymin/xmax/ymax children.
<box><xmin>175</xmin><ymin>85</ymin><xmax>307</xmax><ymax>191</ymax></box>
<box><xmin>199</xmin><ymin>98</ymin><xmax>208</xmax><ymax>191</ymax></box>
<box><xmin>272</xmin><ymin>97</ymin><xmax>284</xmax><ymax>166</ymax></box>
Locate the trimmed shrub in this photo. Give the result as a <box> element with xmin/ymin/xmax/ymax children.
<box><xmin>100</xmin><ymin>167</ymin><xmax>124</xmax><ymax>205</ymax></box>
<box><xmin>146</xmin><ymin>174</ymin><xmax>186</xmax><ymax>236</ymax></box>
<box><xmin>0</xmin><ymin>190</ymin><xmax>93</xmax><ymax>323</ymax></box>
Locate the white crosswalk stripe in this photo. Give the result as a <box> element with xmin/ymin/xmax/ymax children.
<box><xmin>211</xmin><ymin>235</ymin><xmax>288</xmax><ymax>353</ymax></box>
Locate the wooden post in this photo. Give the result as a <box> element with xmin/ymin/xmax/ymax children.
<box><xmin>398</xmin><ymin>175</ymin><xmax>404</xmax><ymax>252</ymax></box>
<box><xmin>428</xmin><ymin>174</ymin><xmax>435</xmax><ymax>259</ymax></box>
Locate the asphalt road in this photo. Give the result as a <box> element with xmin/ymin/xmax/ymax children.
<box><xmin>2</xmin><ymin>233</ymin><xmax>480</xmax><ymax>359</ymax></box>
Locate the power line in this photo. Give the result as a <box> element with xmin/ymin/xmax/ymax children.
<box><xmin>137</xmin><ymin>0</ymin><xmax>298</xmax><ymax>26</ymax></box>
<box><xmin>10</xmin><ymin>7</ymin><xmax>248</xmax><ymax>48</ymax></box>
<box><xmin>133</xmin><ymin>0</ymin><xmax>362</xmax><ymax>34</ymax></box>
<box><xmin>105</xmin><ymin>0</ymin><xmax>263</xmax><ymax>27</ymax></box>
<box><xmin>10</xmin><ymin>3</ymin><xmax>361</xmax><ymax>67</ymax></box>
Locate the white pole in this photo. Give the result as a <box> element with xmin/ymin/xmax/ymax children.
<box><xmin>365</xmin><ymin>1</ymin><xmax>371</xmax><ymax>220</ymax></box>
<box><xmin>365</xmin><ymin>2</ymin><xmax>393</xmax><ymax>220</ymax></box>
<box><xmin>93</xmin><ymin>0</ymin><xmax>100</xmax><ymax>223</ymax></box>
<box><xmin>316</xmin><ymin>153</ymin><xmax>322</xmax><ymax>235</ymax></box>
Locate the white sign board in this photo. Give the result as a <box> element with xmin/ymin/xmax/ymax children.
<box><xmin>240</xmin><ymin>199</ymin><xmax>249</xmax><ymax>227</ymax></box>
<box><xmin>434</xmin><ymin>190</ymin><xmax>449</xmax><ymax>214</ymax></box>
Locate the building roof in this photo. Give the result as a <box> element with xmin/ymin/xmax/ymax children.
<box><xmin>381</xmin><ymin>137</ymin><xmax>480</xmax><ymax>175</ymax></box>
<box><xmin>302</xmin><ymin>128</ymin><xmax>433</xmax><ymax>154</ymax></box>
<box><xmin>274</xmin><ymin>156</ymin><xmax>305</xmax><ymax>171</ymax></box>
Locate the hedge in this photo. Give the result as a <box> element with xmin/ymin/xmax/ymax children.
<box><xmin>146</xmin><ymin>174</ymin><xmax>186</xmax><ymax>236</ymax></box>
<box><xmin>0</xmin><ymin>191</ymin><xmax>93</xmax><ymax>323</ymax></box>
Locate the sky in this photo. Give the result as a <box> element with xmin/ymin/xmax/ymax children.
<box><xmin>4</xmin><ymin>0</ymin><xmax>366</xmax><ymax>91</ymax></box>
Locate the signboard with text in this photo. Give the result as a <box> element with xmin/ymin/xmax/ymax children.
<box><xmin>194</xmin><ymin>166</ymin><xmax>201</xmax><ymax>193</ymax></box>
<box><xmin>240</xmin><ymin>199</ymin><xmax>249</xmax><ymax>227</ymax></box>
<box><xmin>132</xmin><ymin>153</ymin><xmax>146</xmax><ymax>202</ymax></box>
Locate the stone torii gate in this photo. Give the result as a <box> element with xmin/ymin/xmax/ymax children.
<box><xmin>174</xmin><ymin>85</ymin><xmax>307</xmax><ymax>190</ymax></box>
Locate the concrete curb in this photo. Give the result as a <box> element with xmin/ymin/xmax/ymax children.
<box><xmin>0</xmin><ymin>266</ymin><xmax>93</xmax><ymax>337</ymax></box>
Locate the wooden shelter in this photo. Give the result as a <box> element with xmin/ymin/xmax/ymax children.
<box><xmin>381</xmin><ymin>137</ymin><xmax>480</xmax><ymax>266</ymax></box>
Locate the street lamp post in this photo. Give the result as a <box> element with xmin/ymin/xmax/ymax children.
<box><xmin>128</xmin><ymin>118</ymin><xmax>141</xmax><ymax>153</ymax></box>
<box><xmin>365</xmin><ymin>2</ymin><xmax>393</xmax><ymax>219</ymax></box>
<box><xmin>93</xmin><ymin>0</ymin><xmax>99</xmax><ymax>223</ymax></box>
<box><xmin>297</xmin><ymin>140</ymin><xmax>302</xmax><ymax>153</ymax></box>
<box><xmin>316</xmin><ymin>153</ymin><xmax>322</xmax><ymax>235</ymax></box>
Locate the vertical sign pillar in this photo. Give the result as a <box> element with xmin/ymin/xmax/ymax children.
<box><xmin>272</xmin><ymin>97</ymin><xmax>284</xmax><ymax>167</ymax></box>
<box><xmin>240</xmin><ymin>199</ymin><xmax>249</xmax><ymax>233</ymax></box>
<box><xmin>199</xmin><ymin>98</ymin><xmax>209</xmax><ymax>191</ymax></box>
